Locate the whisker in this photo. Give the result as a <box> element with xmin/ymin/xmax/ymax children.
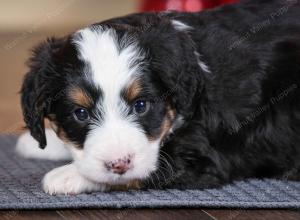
<box><xmin>156</xmin><ymin>163</ymin><xmax>168</xmax><ymax>187</ymax></box>
<box><xmin>160</xmin><ymin>150</ymin><xmax>175</xmax><ymax>165</ymax></box>
<box><xmin>152</xmin><ymin>171</ymin><xmax>162</xmax><ymax>189</ymax></box>
<box><xmin>148</xmin><ymin>174</ymin><xmax>157</xmax><ymax>189</ymax></box>
<box><xmin>159</xmin><ymin>153</ymin><xmax>175</xmax><ymax>179</ymax></box>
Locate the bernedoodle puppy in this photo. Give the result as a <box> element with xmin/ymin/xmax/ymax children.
<box><xmin>16</xmin><ymin>0</ymin><xmax>300</xmax><ymax>195</ymax></box>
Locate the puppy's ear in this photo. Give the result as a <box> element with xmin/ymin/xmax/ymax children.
<box><xmin>21</xmin><ymin>38</ymin><xmax>64</xmax><ymax>149</ymax></box>
<box><xmin>140</xmin><ymin>19</ymin><xmax>203</xmax><ymax>121</ymax></box>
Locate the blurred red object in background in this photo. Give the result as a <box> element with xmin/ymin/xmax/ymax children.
<box><xmin>141</xmin><ymin>0</ymin><xmax>239</xmax><ymax>12</ymax></box>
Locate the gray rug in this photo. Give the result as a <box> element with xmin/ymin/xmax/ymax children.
<box><xmin>0</xmin><ymin>135</ymin><xmax>300</xmax><ymax>210</ymax></box>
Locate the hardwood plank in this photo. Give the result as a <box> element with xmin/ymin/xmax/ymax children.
<box><xmin>0</xmin><ymin>209</ymin><xmax>214</xmax><ymax>220</ymax></box>
<box><xmin>204</xmin><ymin>209</ymin><xmax>300</xmax><ymax>220</ymax></box>
<box><xmin>0</xmin><ymin>210</ymin><xmax>62</xmax><ymax>220</ymax></box>
<box><xmin>57</xmin><ymin>209</ymin><xmax>214</xmax><ymax>220</ymax></box>
<box><xmin>1</xmin><ymin>209</ymin><xmax>300</xmax><ymax>220</ymax></box>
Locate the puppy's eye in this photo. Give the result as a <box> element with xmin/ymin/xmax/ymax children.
<box><xmin>74</xmin><ymin>108</ymin><xmax>89</xmax><ymax>121</ymax></box>
<box><xmin>133</xmin><ymin>100</ymin><xmax>150</xmax><ymax>116</ymax></box>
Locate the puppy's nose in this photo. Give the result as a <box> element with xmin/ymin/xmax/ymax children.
<box><xmin>105</xmin><ymin>155</ymin><xmax>133</xmax><ymax>175</ymax></box>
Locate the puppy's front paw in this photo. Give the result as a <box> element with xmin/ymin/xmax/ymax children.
<box><xmin>43</xmin><ymin>164</ymin><xmax>107</xmax><ymax>195</ymax></box>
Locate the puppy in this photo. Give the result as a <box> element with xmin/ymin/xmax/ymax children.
<box><xmin>17</xmin><ymin>0</ymin><xmax>300</xmax><ymax>195</ymax></box>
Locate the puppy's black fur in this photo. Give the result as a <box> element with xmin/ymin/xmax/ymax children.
<box><xmin>21</xmin><ymin>0</ymin><xmax>300</xmax><ymax>189</ymax></box>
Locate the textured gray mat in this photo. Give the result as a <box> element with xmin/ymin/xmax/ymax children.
<box><xmin>0</xmin><ymin>135</ymin><xmax>300</xmax><ymax>209</ymax></box>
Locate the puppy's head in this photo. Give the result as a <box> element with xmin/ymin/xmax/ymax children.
<box><xmin>21</xmin><ymin>17</ymin><xmax>202</xmax><ymax>184</ymax></box>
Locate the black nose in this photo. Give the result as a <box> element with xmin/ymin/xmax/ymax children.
<box><xmin>105</xmin><ymin>155</ymin><xmax>133</xmax><ymax>175</ymax></box>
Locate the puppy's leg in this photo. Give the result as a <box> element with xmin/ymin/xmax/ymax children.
<box><xmin>43</xmin><ymin>163</ymin><xmax>107</xmax><ymax>195</ymax></box>
<box><xmin>15</xmin><ymin>129</ymin><xmax>72</xmax><ymax>161</ymax></box>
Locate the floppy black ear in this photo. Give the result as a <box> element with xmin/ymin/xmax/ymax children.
<box><xmin>21</xmin><ymin>38</ymin><xmax>64</xmax><ymax>149</ymax></box>
<box><xmin>140</xmin><ymin>18</ymin><xmax>203</xmax><ymax>121</ymax></box>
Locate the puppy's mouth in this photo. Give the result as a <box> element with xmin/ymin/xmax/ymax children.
<box><xmin>94</xmin><ymin>170</ymin><xmax>144</xmax><ymax>190</ymax></box>
<box><xmin>108</xmin><ymin>170</ymin><xmax>135</xmax><ymax>183</ymax></box>
<box><xmin>104</xmin><ymin>163</ymin><xmax>151</xmax><ymax>186</ymax></box>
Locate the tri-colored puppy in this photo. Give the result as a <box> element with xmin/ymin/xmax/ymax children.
<box><xmin>17</xmin><ymin>0</ymin><xmax>300</xmax><ymax>195</ymax></box>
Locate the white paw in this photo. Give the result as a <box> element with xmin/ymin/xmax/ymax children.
<box><xmin>43</xmin><ymin>164</ymin><xmax>107</xmax><ymax>195</ymax></box>
<box><xmin>16</xmin><ymin>129</ymin><xmax>72</xmax><ymax>161</ymax></box>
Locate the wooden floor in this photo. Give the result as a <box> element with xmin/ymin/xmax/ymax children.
<box><xmin>0</xmin><ymin>209</ymin><xmax>300</xmax><ymax>220</ymax></box>
<box><xmin>0</xmin><ymin>32</ymin><xmax>299</xmax><ymax>220</ymax></box>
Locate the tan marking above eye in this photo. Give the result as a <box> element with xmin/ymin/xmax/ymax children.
<box><xmin>69</xmin><ymin>87</ymin><xmax>93</xmax><ymax>108</ymax></box>
<box><xmin>125</xmin><ymin>79</ymin><xmax>142</xmax><ymax>102</ymax></box>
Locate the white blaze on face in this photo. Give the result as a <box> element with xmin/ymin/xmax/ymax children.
<box><xmin>72</xmin><ymin>27</ymin><xmax>160</xmax><ymax>184</ymax></box>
